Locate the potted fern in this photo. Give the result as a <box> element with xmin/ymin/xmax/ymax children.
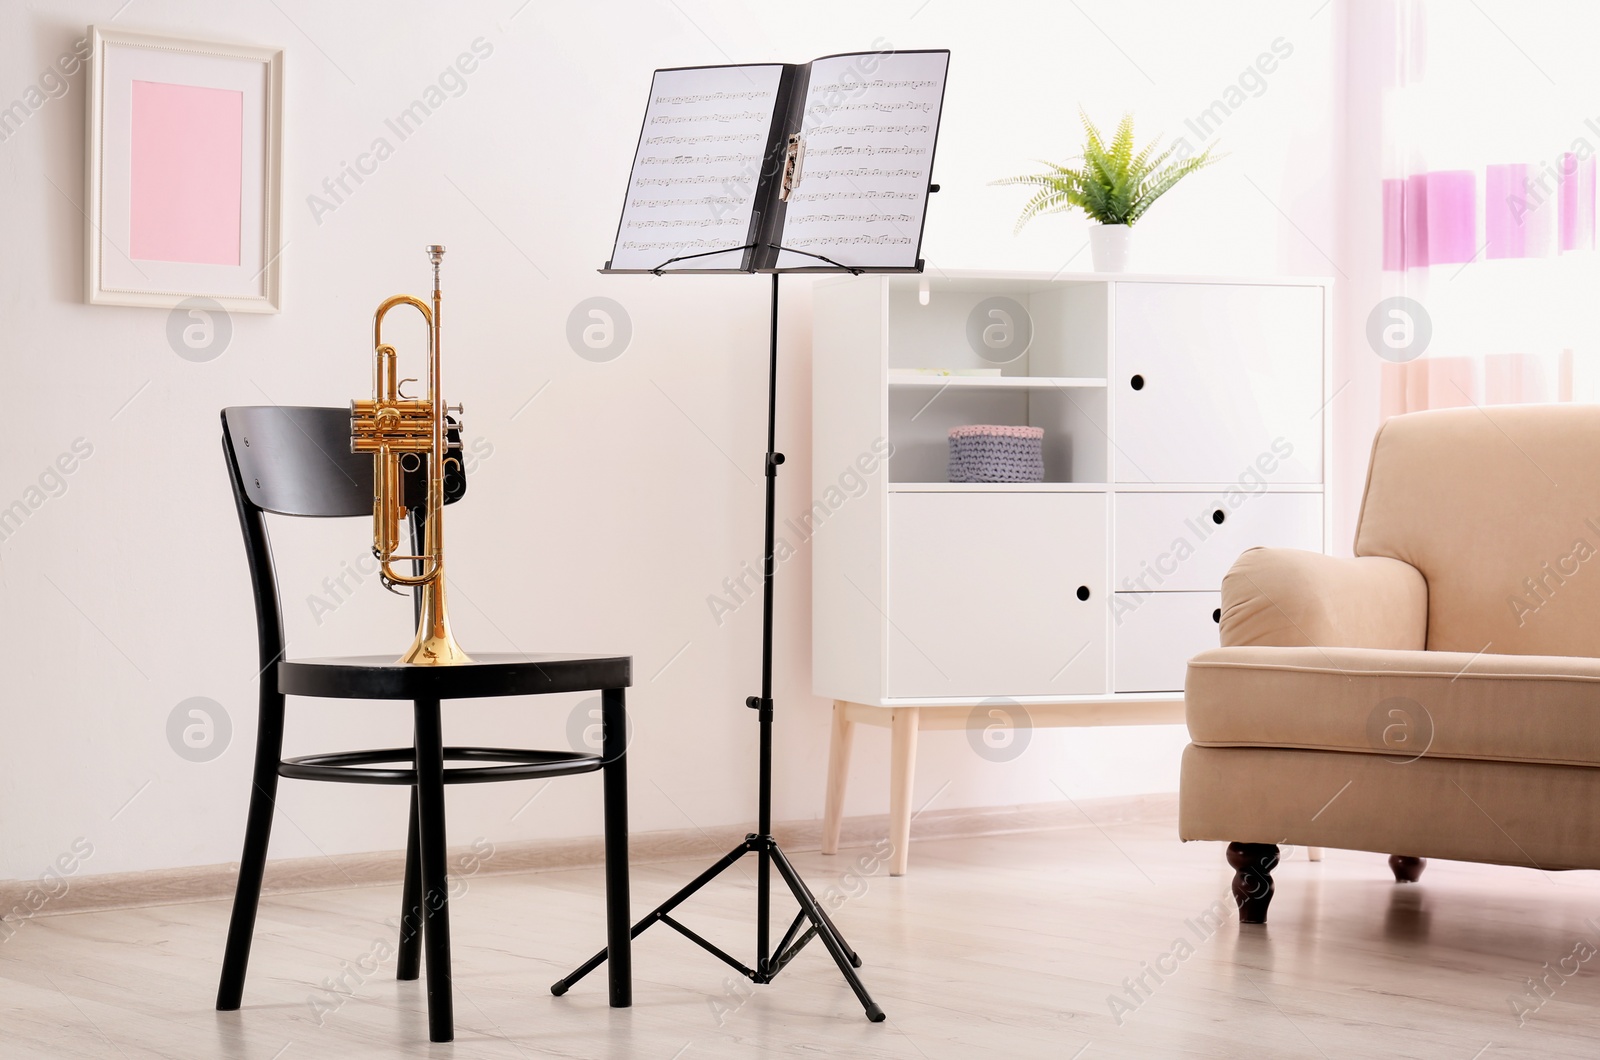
<box><xmin>995</xmin><ymin>112</ymin><xmax>1218</xmax><ymax>272</ymax></box>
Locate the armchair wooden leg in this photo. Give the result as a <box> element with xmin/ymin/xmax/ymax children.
<box><xmin>822</xmin><ymin>701</ymin><xmax>855</xmax><ymax>856</ymax></box>
<box><xmin>413</xmin><ymin>697</ymin><xmax>454</xmax><ymax>1043</ymax></box>
<box><xmin>1227</xmin><ymin>843</ymin><xmax>1280</xmax><ymax>925</ymax></box>
<box><xmin>888</xmin><ymin>708</ymin><xmax>920</xmax><ymax>877</ymax></box>
<box><xmin>1389</xmin><ymin>855</ymin><xmax>1426</xmax><ymax>883</ymax></box>
<box><xmin>396</xmin><ymin>788</ymin><xmax>423</xmax><ymax>981</ymax></box>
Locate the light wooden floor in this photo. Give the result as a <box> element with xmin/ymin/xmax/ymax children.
<box><xmin>5</xmin><ymin>815</ymin><xmax>1600</xmax><ymax>1058</ymax></box>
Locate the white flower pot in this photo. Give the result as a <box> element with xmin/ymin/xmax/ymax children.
<box><xmin>1089</xmin><ymin>223</ymin><xmax>1132</xmax><ymax>273</ymax></box>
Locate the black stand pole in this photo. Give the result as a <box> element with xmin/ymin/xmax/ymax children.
<box><xmin>552</xmin><ymin>272</ymin><xmax>885</xmax><ymax>1022</ymax></box>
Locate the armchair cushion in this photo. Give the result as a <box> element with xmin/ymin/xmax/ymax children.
<box><xmin>1187</xmin><ymin>645</ymin><xmax>1600</xmax><ymax>768</ymax></box>
<box><xmin>1220</xmin><ymin>548</ymin><xmax>1427</xmax><ymax>650</ymax></box>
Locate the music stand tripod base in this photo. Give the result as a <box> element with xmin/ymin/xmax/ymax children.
<box><xmin>552</xmin><ymin>269</ymin><xmax>885</xmax><ymax>1023</ymax></box>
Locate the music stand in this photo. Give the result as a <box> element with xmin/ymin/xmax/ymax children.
<box><xmin>553</xmin><ymin>51</ymin><xmax>948</xmax><ymax>1022</ymax></box>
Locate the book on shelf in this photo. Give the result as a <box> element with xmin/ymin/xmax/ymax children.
<box><xmin>887</xmin><ymin>368</ymin><xmax>1003</xmax><ymax>378</ymax></box>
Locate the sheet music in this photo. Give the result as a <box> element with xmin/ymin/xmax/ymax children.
<box><xmin>609</xmin><ymin>64</ymin><xmax>784</xmax><ymax>272</ymax></box>
<box><xmin>773</xmin><ymin>51</ymin><xmax>948</xmax><ymax>270</ymax></box>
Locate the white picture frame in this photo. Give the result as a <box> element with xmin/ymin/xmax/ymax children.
<box><xmin>85</xmin><ymin>26</ymin><xmax>283</xmax><ymax>312</ymax></box>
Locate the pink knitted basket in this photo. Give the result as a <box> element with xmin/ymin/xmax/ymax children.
<box><xmin>948</xmin><ymin>425</ymin><xmax>1044</xmax><ymax>483</ymax></box>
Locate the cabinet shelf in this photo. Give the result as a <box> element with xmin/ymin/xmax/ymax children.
<box><xmin>887</xmin><ymin>375</ymin><xmax>1107</xmax><ymax>390</ymax></box>
<box><xmin>889</xmin><ymin>481</ymin><xmax>1107</xmax><ymax>493</ymax></box>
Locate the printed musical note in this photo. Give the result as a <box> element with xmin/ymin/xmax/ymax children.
<box><xmin>781</xmin><ymin>234</ymin><xmax>916</xmax><ymax>247</ymax></box>
<box><xmin>619</xmin><ymin>238</ymin><xmax>762</xmax><ymax>252</ymax></box>
<box><xmin>631</xmin><ymin>195</ymin><xmax>749</xmax><ymax>209</ymax></box>
<box><xmin>650</xmin><ymin>111</ymin><xmax>769</xmax><ymax>125</ymax></box>
<box><xmin>653</xmin><ymin>90</ymin><xmax>773</xmax><ymax>105</ymax></box>
<box><xmin>802</xmin><ymin>167</ymin><xmax>923</xmax><ymax>180</ymax></box>
<box><xmin>639</xmin><ymin>153</ymin><xmax>760</xmax><ymax>166</ymax></box>
<box><xmin>644</xmin><ymin>133</ymin><xmax>765</xmax><ymax>146</ymax></box>
<box><xmin>808</xmin><ymin>78</ymin><xmax>939</xmax><ymax>93</ymax></box>
<box><xmin>629</xmin><ymin>217</ymin><xmax>748</xmax><ymax>228</ymax></box>
<box><xmin>819</xmin><ymin>101</ymin><xmax>935</xmax><ymax>114</ymax></box>
<box><xmin>808</xmin><ymin>145</ymin><xmax>929</xmax><ymax>157</ymax></box>
<box><xmin>784</xmin><ymin>213</ymin><xmax>916</xmax><ymax>225</ymax></box>
<box><xmin>785</xmin><ymin>190</ymin><xmax>921</xmax><ymax>203</ymax></box>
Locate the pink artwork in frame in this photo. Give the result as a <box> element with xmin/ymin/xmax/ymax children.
<box><xmin>128</xmin><ymin>79</ymin><xmax>244</xmax><ymax>266</ymax></box>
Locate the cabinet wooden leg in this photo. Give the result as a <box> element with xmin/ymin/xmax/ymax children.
<box><xmin>888</xmin><ymin>708</ymin><xmax>920</xmax><ymax>877</ymax></box>
<box><xmin>822</xmin><ymin>701</ymin><xmax>855</xmax><ymax>856</ymax></box>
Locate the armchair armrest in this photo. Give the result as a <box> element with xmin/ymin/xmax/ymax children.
<box><xmin>1219</xmin><ymin>548</ymin><xmax>1427</xmax><ymax>650</ymax></box>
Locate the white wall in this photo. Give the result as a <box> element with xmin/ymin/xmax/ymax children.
<box><xmin>0</xmin><ymin>0</ymin><xmax>1344</xmax><ymax>880</ymax></box>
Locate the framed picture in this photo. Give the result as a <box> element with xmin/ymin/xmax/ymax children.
<box><xmin>85</xmin><ymin>26</ymin><xmax>283</xmax><ymax>312</ymax></box>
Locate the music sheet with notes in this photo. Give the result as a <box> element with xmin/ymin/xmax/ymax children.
<box><xmin>607</xmin><ymin>64</ymin><xmax>785</xmax><ymax>273</ymax></box>
<box><xmin>605</xmin><ymin>50</ymin><xmax>948</xmax><ymax>273</ymax></box>
<box><xmin>771</xmin><ymin>51</ymin><xmax>950</xmax><ymax>271</ymax></box>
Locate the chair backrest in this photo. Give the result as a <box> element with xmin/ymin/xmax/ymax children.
<box><xmin>223</xmin><ymin>405</ymin><xmax>373</xmax><ymax>517</ymax></box>
<box><xmin>1355</xmin><ymin>404</ymin><xmax>1600</xmax><ymax>657</ymax></box>
<box><xmin>221</xmin><ymin>406</ymin><xmax>466</xmax><ymax>676</ymax></box>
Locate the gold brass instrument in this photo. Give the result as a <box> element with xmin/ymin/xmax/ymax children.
<box><xmin>350</xmin><ymin>244</ymin><xmax>471</xmax><ymax>666</ymax></box>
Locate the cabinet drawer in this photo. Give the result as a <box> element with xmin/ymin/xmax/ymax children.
<box><xmin>887</xmin><ymin>492</ymin><xmax>1107</xmax><ymax>698</ymax></box>
<box><xmin>1113</xmin><ymin>591</ymin><xmax>1222</xmax><ymax>693</ymax></box>
<box><xmin>1113</xmin><ymin>491</ymin><xmax>1322</xmax><ymax>593</ymax></box>
<box><xmin>1113</xmin><ymin>282</ymin><xmax>1323</xmax><ymax>484</ymax></box>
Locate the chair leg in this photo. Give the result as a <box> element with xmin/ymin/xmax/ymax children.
<box><xmin>1227</xmin><ymin>843</ymin><xmax>1280</xmax><ymax>925</ymax></box>
<box><xmin>1389</xmin><ymin>855</ymin><xmax>1426</xmax><ymax>882</ymax></box>
<box><xmin>822</xmin><ymin>701</ymin><xmax>855</xmax><ymax>856</ymax></box>
<box><xmin>216</xmin><ymin>689</ymin><xmax>286</xmax><ymax>1011</ymax></box>
<box><xmin>413</xmin><ymin>697</ymin><xmax>454</xmax><ymax>1043</ymax></box>
<box><xmin>602</xmin><ymin>688</ymin><xmax>632</xmax><ymax>1008</ymax></box>
<box><xmin>396</xmin><ymin>788</ymin><xmax>423</xmax><ymax>981</ymax></box>
<box><xmin>888</xmin><ymin>708</ymin><xmax>920</xmax><ymax>877</ymax></box>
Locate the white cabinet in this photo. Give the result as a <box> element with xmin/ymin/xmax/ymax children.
<box><xmin>1113</xmin><ymin>591</ymin><xmax>1224</xmax><ymax>693</ymax></box>
<box><xmin>887</xmin><ymin>492</ymin><xmax>1107</xmax><ymax>698</ymax></box>
<box><xmin>812</xmin><ymin>270</ymin><xmax>1330</xmax><ymax>709</ymax></box>
<box><xmin>1113</xmin><ymin>283</ymin><xmax>1324</xmax><ymax>484</ymax></box>
<box><xmin>1112</xmin><ymin>491</ymin><xmax>1323</xmax><ymax>594</ymax></box>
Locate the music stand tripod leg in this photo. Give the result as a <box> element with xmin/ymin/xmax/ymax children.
<box><xmin>768</xmin><ymin>844</ymin><xmax>884</xmax><ymax>1021</ymax></box>
<box><xmin>551</xmin><ymin>837</ymin><xmax>756</xmax><ymax>995</ymax></box>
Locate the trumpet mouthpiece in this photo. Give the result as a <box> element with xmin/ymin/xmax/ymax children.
<box><xmin>427</xmin><ymin>244</ymin><xmax>445</xmax><ymax>262</ymax></box>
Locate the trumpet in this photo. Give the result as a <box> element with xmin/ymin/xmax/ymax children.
<box><xmin>350</xmin><ymin>244</ymin><xmax>471</xmax><ymax>666</ymax></box>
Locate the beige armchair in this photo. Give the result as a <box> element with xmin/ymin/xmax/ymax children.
<box><xmin>1180</xmin><ymin>404</ymin><xmax>1600</xmax><ymax>922</ymax></box>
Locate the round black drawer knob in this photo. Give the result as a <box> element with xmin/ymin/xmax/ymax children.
<box><xmin>1076</xmin><ymin>585</ymin><xmax>1091</xmax><ymax>601</ymax></box>
<box><xmin>1213</xmin><ymin>608</ymin><xmax>1222</xmax><ymax>624</ymax></box>
<box><xmin>1129</xmin><ymin>374</ymin><xmax>1145</xmax><ymax>391</ymax></box>
<box><xmin>1211</xmin><ymin>509</ymin><xmax>1226</xmax><ymax>525</ymax></box>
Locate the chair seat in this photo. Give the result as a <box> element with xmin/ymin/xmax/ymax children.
<box><xmin>279</xmin><ymin>651</ymin><xmax>632</xmax><ymax>700</ymax></box>
<box><xmin>1187</xmin><ymin>645</ymin><xmax>1600</xmax><ymax>768</ymax></box>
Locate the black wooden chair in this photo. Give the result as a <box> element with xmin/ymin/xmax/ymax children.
<box><xmin>214</xmin><ymin>405</ymin><xmax>632</xmax><ymax>1043</ymax></box>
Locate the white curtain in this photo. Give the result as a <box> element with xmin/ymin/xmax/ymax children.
<box><xmin>1376</xmin><ymin>0</ymin><xmax>1600</xmax><ymax>415</ymax></box>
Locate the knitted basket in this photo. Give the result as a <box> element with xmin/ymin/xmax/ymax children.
<box><xmin>948</xmin><ymin>425</ymin><xmax>1045</xmax><ymax>483</ymax></box>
